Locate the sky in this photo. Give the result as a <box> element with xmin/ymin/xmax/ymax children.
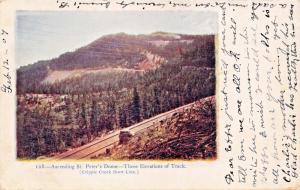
<box><xmin>16</xmin><ymin>11</ymin><xmax>218</xmax><ymax>68</ymax></box>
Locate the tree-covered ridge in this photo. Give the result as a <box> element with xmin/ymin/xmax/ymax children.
<box><xmin>17</xmin><ymin>33</ymin><xmax>215</xmax><ymax>94</ymax></box>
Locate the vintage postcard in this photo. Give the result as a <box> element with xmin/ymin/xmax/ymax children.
<box><xmin>0</xmin><ymin>0</ymin><xmax>299</xmax><ymax>189</ymax></box>
<box><xmin>15</xmin><ymin>11</ymin><xmax>217</xmax><ymax>161</ymax></box>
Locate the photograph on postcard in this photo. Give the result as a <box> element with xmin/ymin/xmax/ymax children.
<box><xmin>16</xmin><ymin>11</ymin><xmax>218</xmax><ymax>160</ymax></box>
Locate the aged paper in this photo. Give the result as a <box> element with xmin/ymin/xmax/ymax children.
<box><xmin>0</xmin><ymin>0</ymin><xmax>299</xmax><ymax>189</ymax></box>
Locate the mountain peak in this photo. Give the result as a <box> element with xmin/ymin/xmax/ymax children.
<box><xmin>150</xmin><ymin>31</ymin><xmax>181</xmax><ymax>39</ymax></box>
<box><xmin>151</xmin><ymin>31</ymin><xmax>171</xmax><ymax>35</ymax></box>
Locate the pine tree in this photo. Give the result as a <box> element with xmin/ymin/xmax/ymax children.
<box><xmin>78</xmin><ymin>103</ymin><xmax>87</xmax><ymax>128</ymax></box>
<box><xmin>131</xmin><ymin>87</ymin><xmax>141</xmax><ymax>123</ymax></box>
<box><xmin>64</xmin><ymin>97</ymin><xmax>72</xmax><ymax>125</ymax></box>
<box><xmin>185</xmin><ymin>83</ymin><xmax>193</xmax><ymax>103</ymax></box>
<box><xmin>174</xmin><ymin>94</ymin><xmax>180</xmax><ymax>108</ymax></box>
<box><xmin>142</xmin><ymin>97</ymin><xmax>149</xmax><ymax>119</ymax></box>
<box><xmin>153</xmin><ymin>87</ymin><xmax>161</xmax><ymax>114</ymax></box>
<box><xmin>105</xmin><ymin>98</ymin><xmax>116</xmax><ymax>131</ymax></box>
<box><xmin>90</xmin><ymin>100</ymin><xmax>100</xmax><ymax>135</ymax></box>
<box><xmin>118</xmin><ymin>106</ymin><xmax>127</xmax><ymax>128</ymax></box>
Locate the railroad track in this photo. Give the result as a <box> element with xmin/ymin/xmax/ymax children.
<box><xmin>48</xmin><ymin>101</ymin><xmax>198</xmax><ymax>160</ymax></box>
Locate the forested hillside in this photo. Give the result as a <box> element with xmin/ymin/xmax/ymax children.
<box><xmin>17</xmin><ymin>32</ymin><xmax>216</xmax><ymax>159</ymax></box>
<box><xmin>17</xmin><ymin>32</ymin><xmax>215</xmax><ymax>94</ymax></box>
<box><xmin>96</xmin><ymin>96</ymin><xmax>216</xmax><ymax>160</ymax></box>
